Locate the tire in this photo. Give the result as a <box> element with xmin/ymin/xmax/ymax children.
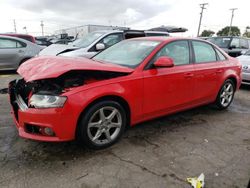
<box><xmin>76</xmin><ymin>100</ymin><xmax>127</xmax><ymax>149</ymax></box>
<box><xmin>215</xmin><ymin>79</ymin><xmax>235</xmax><ymax>110</ymax></box>
<box><xmin>19</xmin><ymin>58</ymin><xmax>30</xmax><ymax>66</ymax></box>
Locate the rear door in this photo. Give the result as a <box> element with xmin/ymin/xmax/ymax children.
<box><xmin>191</xmin><ymin>40</ymin><xmax>224</xmax><ymax>103</ymax></box>
<box><xmin>0</xmin><ymin>38</ymin><xmax>26</xmax><ymax>69</ymax></box>
<box><xmin>143</xmin><ymin>40</ymin><xmax>195</xmax><ymax>117</ymax></box>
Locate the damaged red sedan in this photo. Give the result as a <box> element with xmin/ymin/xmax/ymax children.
<box><xmin>9</xmin><ymin>37</ymin><xmax>242</xmax><ymax>149</ymax></box>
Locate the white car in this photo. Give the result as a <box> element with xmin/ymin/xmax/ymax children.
<box><xmin>39</xmin><ymin>30</ymin><xmax>169</xmax><ymax>58</ymax></box>
<box><xmin>237</xmin><ymin>50</ymin><xmax>250</xmax><ymax>85</ymax></box>
<box><xmin>0</xmin><ymin>35</ymin><xmax>44</xmax><ymax>70</ymax></box>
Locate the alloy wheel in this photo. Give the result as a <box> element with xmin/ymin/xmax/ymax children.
<box><xmin>87</xmin><ymin>106</ymin><xmax>122</xmax><ymax>145</ymax></box>
<box><xmin>220</xmin><ymin>82</ymin><xmax>234</xmax><ymax>107</ymax></box>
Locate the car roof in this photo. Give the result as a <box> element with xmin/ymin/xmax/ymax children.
<box><xmin>0</xmin><ymin>35</ymin><xmax>31</xmax><ymax>43</ymax></box>
<box><xmin>129</xmin><ymin>36</ymin><xmax>206</xmax><ymax>42</ymax></box>
<box><xmin>91</xmin><ymin>30</ymin><xmax>169</xmax><ymax>35</ymax></box>
<box><xmin>0</xmin><ymin>33</ymin><xmax>34</xmax><ymax>37</ymax></box>
<box><xmin>209</xmin><ymin>36</ymin><xmax>250</xmax><ymax>40</ymax></box>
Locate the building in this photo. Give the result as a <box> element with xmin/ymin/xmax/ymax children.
<box><xmin>54</xmin><ymin>24</ymin><xmax>130</xmax><ymax>38</ymax></box>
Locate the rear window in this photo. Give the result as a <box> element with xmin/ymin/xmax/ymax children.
<box><xmin>192</xmin><ymin>41</ymin><xmax>217</xmax><ymax>63</ymax></box>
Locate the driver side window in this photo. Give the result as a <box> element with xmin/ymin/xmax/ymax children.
<box><xmin>100</xmin><ymin>34</ymin><xmax>123</xmax><ymax>48</ymax></box>
<box><xmin>152</xmin><ymin>40</ymin><xmax>190</xmax><ymax>66</ymax></box>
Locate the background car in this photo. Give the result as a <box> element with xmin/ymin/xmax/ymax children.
<box><xmin>207</xmin><ymin>36</ymin><xmax>250</xmax><ymax>57</ymax></box>
<box><xmin>9</xmin><ymin>37</ymin><xmax>241</xmax><ymax>149</ymax></box>
<box><xmin>35</xmin><ymin>37</ymin><xmax>53</xmax><ymax>46</ymax></box>
<box><xmin>39</xmin><ymin>30</ymin><xmax>169</xmax><ymax>58</ymax></box>
<box><xmin>0</xmin><ymin>35</ymin><xmax>44</xmax><ymax>70</ymax></box>
<box><xmin>0</xmin><ymin>33</ymin><xmax>36</xmax><ymax>43</ymax></box>
<box><xmin>237</xmin><ymin>50</ymin><xmax>250</xmax><ymax>85</ymax></box>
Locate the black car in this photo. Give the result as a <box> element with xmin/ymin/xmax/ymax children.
<box><xmin>35</xmin><ymin>37</ymin><xmax>53</xmax><ymax>46</ymax></box>
<box><xmin>207</xmin><ymin>36</ymin><xmax>250</xmax><ymax>57</ymax></box>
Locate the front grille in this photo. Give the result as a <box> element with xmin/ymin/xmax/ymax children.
<box><xmin>9</xmin><ymin>79</ymin><xmax>30</xmax><ymax>121</ymax></box>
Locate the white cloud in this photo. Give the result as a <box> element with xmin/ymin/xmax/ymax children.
<box><xmin>0</xmin><ymin>0</ymin><xmax>249</xmax><ymax>36</ymax></box>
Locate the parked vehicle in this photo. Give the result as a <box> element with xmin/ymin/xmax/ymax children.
<box><xmin>35</xmin><ymin>37</ymin><xmax>53</xmax><ymax>46</ymax></box>
<box><xmin>207</xmin><ymin>36</ymin><xmax>250</xmax><ymax>57</ymax></box>
<box><xmin>237</xmin><ymin>50</ymin><xmax>250</xmax><ymax>85</ymax></box>
<box><xmin>39</xmin><ymin>30</ymin><xmax>169</xmax><ymax>58</ymax></box>
<box><xmin>0</xmin><ymin>35</ymin><xmax>44</xmax><ymax>70</ymax></box>
<box><xmin>0</xmin><ymin>33</ymin><xmax>36</xmax><ymax>43</ymax></box>
<box><xmin>9</xmin><ymin>37</ymin><xmax>241</xmax><ymax>149</ymax></box>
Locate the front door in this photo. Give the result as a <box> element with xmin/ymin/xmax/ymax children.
<box><xmin>143</xmin><ymin>40</ymin><xmax>195</xmax><ymax>118</ymax></box>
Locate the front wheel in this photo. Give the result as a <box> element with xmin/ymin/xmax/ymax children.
<box><xmin>215</xmin><ymin>79</ymin><xmax>235</xmax><ymax>110</ymax></box>
<box><xmin>77</xmin><ymin>100</ymin><xmax>127</xmax><ymax>149</ymax></box>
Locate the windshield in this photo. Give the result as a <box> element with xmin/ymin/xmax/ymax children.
<box><xmin>207</xmin><ymin>37</ymin><xmax>231</xmax><ymax>48</ymax></box>
<box><xmin>93</xmin><ymin>40</ymin><xmax>160</xmax><ymax>68</ymax></box>
<box><xmin>72</xmin><ymin>31</ymin><xmax>106</xmax><ymax>48</ymax></box>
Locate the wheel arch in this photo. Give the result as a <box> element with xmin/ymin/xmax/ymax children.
<box><xmin>225</xmin><ymin>76</ymin><xmax>237</xmax><ymax>91</ymax></box>
<box><xmin>75</xmin><ymin>95</ymin><xmax>131</xmax><ymax>137</ymax></box>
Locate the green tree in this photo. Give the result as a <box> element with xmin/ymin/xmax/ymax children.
<box><xmin>217</xmin><ymin>26</ymin><xmax>241</xmax><ymax>36</ymax></box>
<box><xmin>243</xmin><ymin>26</ymin><xmax>250</xmax><ymax>38</ymax></box>
<box><xmin>200</xmin><ymin>30</ymin><xmax>215</xmax><ymax>37</ymax></box>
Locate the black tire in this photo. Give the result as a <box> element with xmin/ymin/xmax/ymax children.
<box><xmin>76</xmin><ymin>100</ymin><xmax>127</xmax><ymax>149</ymax></box>
<box><xmin>215</xmin><ymin>79</ymin><xmax>235</xmax><ymax>110</ymax></box>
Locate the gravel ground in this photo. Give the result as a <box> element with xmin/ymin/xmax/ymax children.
<box><xmin>0</xmin><ymin>73</ymin><xmax>249</xmax><ymax>188</ymax></box>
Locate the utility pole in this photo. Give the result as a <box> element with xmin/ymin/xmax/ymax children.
<box><xmin>23</xmin><ymin>26</ymin><xmax>27</xmax><ymax>34</ymax></box>
<box><xmin>13</xmin><ymin>19</ymin><xmax>17</xmax><ymax>33</ymax></box>
<box><xmin>40</xmin><ymin>20</ymin><xmax>44</xmax><ymax>36</ymax></box>
<box><xmin>197</xmin><ymin>3</ymin><xmax>208</xmax><ymax>37</ymax></box>
<box><xmin>228</xmin><ymin>8</ymin><xmax>237</xmax><ymax>36</ymax></box>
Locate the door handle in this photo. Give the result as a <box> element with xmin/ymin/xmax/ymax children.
<box><xmin>184</xmin><ymin>73</ymin><xmax>194</xmax><ymax>78</ymax></box>
<box><xmin>18</xmin><ymin>49</ymin><xmax>24</xmax><ymax>53</ymax></box>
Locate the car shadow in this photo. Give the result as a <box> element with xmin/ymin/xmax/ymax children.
<box><xmin>240</xmin><ymin>84</ymin><xmax>250</xmax><ymax>90</ymax></box>
<box><xmin>1</xmin><ymin>104</ymin><xmax>221</xmax><ymax>166</ymax></box>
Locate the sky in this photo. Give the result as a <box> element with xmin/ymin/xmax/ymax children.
<box><xmin>0</xmin><ymin>0</ymin><xmax>249</xmax><ymax>37</ymax></box>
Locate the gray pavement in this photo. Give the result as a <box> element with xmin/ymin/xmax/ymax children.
<box><xmin>0</xmin><ymin>73</ymin><xmax>249</xmax><ymax>188</ymax></box>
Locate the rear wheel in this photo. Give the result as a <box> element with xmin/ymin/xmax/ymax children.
<box><xmin>77</xmin><ymin>100</ymin><xmax>126</xmax><ymax>149</ymax></box>
<box><xmin>215</xmin><ymin>79</ymin><xmax>235</xmax><ymax>110</ymax></box>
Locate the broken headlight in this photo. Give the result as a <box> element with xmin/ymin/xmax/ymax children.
<box><xmin>29</xmin><ymin>95</ymin><xmax>67</xmax><ymax>108</ymax></box>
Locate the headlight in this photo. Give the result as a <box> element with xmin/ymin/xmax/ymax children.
<box><xmin>29</xmin><ymin>95</ymin><xmax>67</xmax><ymax>108</ymax></box>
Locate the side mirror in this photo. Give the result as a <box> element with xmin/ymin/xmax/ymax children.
<box><xmin>154</xmin><ymin>56</ymin><xmax>174</xmax><ymax>68</ymax></box>
<box><xmin>96</xmin><ymin>43</ymin><xmax>105</xmax><ymax>51</ymax></box>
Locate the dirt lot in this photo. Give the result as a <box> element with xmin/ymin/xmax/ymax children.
<box><xmin>0</xmin><ymin>72</ymin><xmax>249</xmax><ymax>188</ymax></box>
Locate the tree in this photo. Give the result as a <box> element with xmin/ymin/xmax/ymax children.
<box><xmin>200</xmin><ymin>30</ymin><xmax>215</xmax><ymax>37</ymax></box>
<box><xmin>243</xmin><ymin>26</ymin><xmax>250</xmax><ymax>38</ymax></box>
<box><xmin>217</xmin><ymin>26</ymin><xmax>241</xmax><ymax>36</ymax></box>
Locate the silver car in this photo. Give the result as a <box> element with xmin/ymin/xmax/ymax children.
<box><xmin>39</xmin><ymin>30</ymin><xmax>169</xmax><ymax>58</ymax></box>
<box><xmin>0</xmin><ymin>35</ymin><xmax>44</xmax><ymax>70</ymax></box>
<box><xmin>237</xmin><ymin>50</ymin><xmax>250</xmax><ymax>85</ymax></box>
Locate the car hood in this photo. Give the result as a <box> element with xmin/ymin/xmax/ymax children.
<box><xmin>39</xmin><ymin>44</ymin><xmax>79</xmax><ymax>56</ymax></box>
<box><xmin>18</xmin><ymin>56</ymin><xmax>134</xmax><ymax>82</ymax></box>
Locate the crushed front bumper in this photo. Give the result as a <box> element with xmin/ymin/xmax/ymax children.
<box><xmin>9</xmin><ymin>79</ymin><xmax>78</xmax><ymax>142</ymax></box>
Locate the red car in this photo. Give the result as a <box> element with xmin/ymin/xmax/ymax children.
<box><xmin>0</xmin><ymin>33</ymin><xmax>36</xmax><ymax>43</ymax></box>
<box><xmin>9</xmin><ymin>37</ymin><xmax>242</xmax><ymax>149</ymax></box>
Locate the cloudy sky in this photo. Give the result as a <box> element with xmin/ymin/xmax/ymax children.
<box><xmin>0</xmin><ymin>0</ymin><xmax>249</xmax><ymax>36</ymax></box>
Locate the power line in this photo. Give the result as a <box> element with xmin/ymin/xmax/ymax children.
<box><xmin>228</xmin><ymin>8</ymin><xmax>237</xmax><ymax>36</ymax></box>
<box><xmin>197</xmin><ymin>3</ymin><xmax>208</xmax><ymax>37</ymax></box>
